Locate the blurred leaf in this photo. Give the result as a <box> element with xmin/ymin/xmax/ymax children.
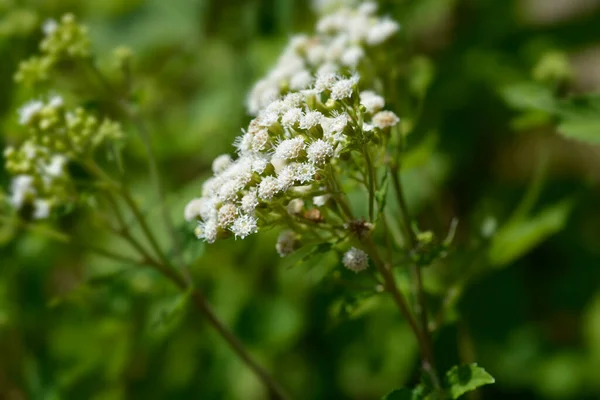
<box><xmin>489</xmin><ymin>198</ymin><xmax>574</xmax><ymax>267</ymax></box>
<box><xmin>444</xmin><ymin>364</ymin><xmax>495</xmax><ymax>399</ymax></box>
<box><xmin>555</xmin><ymin>94</ymin><xmax>600</xmax><ymax>144</ymax></box>
<box><xmin>409</xmin><ymin>56</ymin><xmax>435</xmax><ymax>100</ymax></box>
<box><xmin>381</xmin><ymin>387</ymin><xmax>417</xmax><ymax>400</ymax></box>
<box><xmin>499</xmin><ymin>82</ymin><xmax>555</xmax><ymax>113</ymax></box>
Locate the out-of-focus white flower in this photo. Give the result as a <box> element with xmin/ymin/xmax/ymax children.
<box><xmin>360</xmin><ymin>91</ymin><xmax>385</xmax><ymax>114</ymax></box>
<box><xmin>9</xmin><ymin>175</ymin><xmax>35</xmax><ymax>208</ymax></box>
<box><xmin>33</xmin><ymin>199</ymin><xmax>51</xmax><ymax>219</ymax></box>
<box><xmin>276</xmin><ymin>230</ymin><xmax>298</xmax><ymax>257</ymax></box>
<box><xmin>372</xmin><ymin>111</ymin><xmax>400</xmax><ymax>129</ymax></box>
<box><xmin>342</xmin><ymin>247</ymin><xmax>369</xmax><ymax>272</ymax></box>
<box><xmin>313</xmin><ymin>194</ymin><xmax>331</xmax><ymax>206</ymax></box>
<box><xmin>18</xmin><ymin>100</ymin><xmax>44</xmax><ymax>126</ymax></box>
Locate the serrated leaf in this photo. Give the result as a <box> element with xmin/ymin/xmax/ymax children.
<box><xmin>489</xmin><ymin>198</ymin><xmax>574</xmax><ymax>266</ymax></box>
<box><xmin>444</xmin><ymin>364</ymin><xmax>495</xmax><ymax>399</ymax></box>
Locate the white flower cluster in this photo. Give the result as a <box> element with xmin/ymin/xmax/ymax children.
<box><xmin>342</xmin><ymin>247</ymin><xmax>369</xmax><ymax>272</ymax></box>
<box><xmin>187</xmin><ymin>69</ymin><xmax>399</xmax><ymax>244</ymax></box>
<box><xmin>246</xmin><ymin>1</ymin><xmax>400</xmax><ymax>115</ymax></box>
<box><xmin>4</xmin><ymin>142</ymin><xmax>68</xmax><ymax>220</ymax></box>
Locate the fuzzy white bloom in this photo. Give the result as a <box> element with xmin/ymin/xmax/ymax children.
<box><xmin>307</xmin><ymin>139</ymin><xmax>334</xmax><ymax>164</ymax></box>
<box><xmin>341</xmin><ymin>46</ymin><xmax>364</xmax><ymax>67</ymax></box>
<box><xmin>276</xmin><ymin>230</ymin><xmax>298</xmax><ymax>257</ymax></box>
<box><xmin>366</xmin><ymin>18</ymin><xmax>400</xmax><ymax>45</ymax></box>
<box><xmin>218</xmin><ymin>203</ymin><xmax>238</xmax><ymax>228</ymax></box>
<box><xmin>234</xmin><ymin>133</ymin><xmax>253</xmax><ymax>155</ymax></box>
<box><xmin>33</xmin><ymin>199</ymin><xmax>51</xmax><ymax>220</ymax></box>
<box><xmin>277</xmin><ymin>164</ymin><xmax>298</xmax><ymax>191</ymax></box>
<box><xmin>184</xmin><ymin>198</ymin><xmax>205</xmax><ymax>221</ymax></box>
<box><xmin>252</xmin><ymin>129</ymin><xmax>271</xmax><ymax>152</ymax></box>
<box><xmin>363</xmin><ymin>122</ymin><xmax>375</xmax><ymax>132</ymax></box>
<box><xmin>212</xmin><ymin>154</ymin><xmax>233</xmax><ymax>174</ymax></box>
<box><xmin>330</xmin><ymin>76</ymin><xmax>358</xmax><ymax>100</ymax></box>
<box><xmin>290</xmin><ymin>70</ymin><xmax>314</xmax><ymax>90</ymax></box>
<box><xmin>48</xmin><ymin>95</ymin><xmax>64</xmax><ymax>109</ymax></box>
<box><xmin>258</xmin><ymin>176</ymin><xmax>281</xmax><ymax>201</ymax></box>
<box><xmin>313</xmin><ymin>194</ymin><xmax>331</xmax><ymax>206</ymax></box>
<box><xmin>274</xmin><ymin>137</ymin><xmax>306</xmax><ymax>160</ymax></box>
<box><xmin>18</xmin><ymin>100</ymin><xmax>44</xmax><ymax>126</ymax></box>
<box><xmin>196</xmin><ymin>219</ymin><xmax>218</xmax><ymax>243</ymax></box>
<box><xmin>251</xmin><ymin>155</ymin><xmax>270</xmax><ymax>174</ymax></box>
<box><xmin>358</xmin><ymin>1</ymin><xmax>378</xmax><ymax>15</ymax></box>
<box><xmin>240</xmin><ymin>189</ymin><xmax>259</xmax><ymax>214</ymax></box>
<box><xmin>231</xmin><ymin>214</ymin><xmax>258</xmax><ymax>239</ymax></box>
<box><xmin>42</xmin><ymin>19</ymin><xmax>59</xmax><ymax>36</ymax></box>
<box><xmin>283</xmin><ymin>93</ymin><xmax>305</xmax><ymax>108</ymax></box>
<box><xmin>287</xmin><ymin>198</ymin><xmax>305</xmax><ymax>215</ymax></box>
<box><xmin>342</xmin><ymin>247</ymin><xmax>369</xmax><ymax>272</ymax></box>
<box><xmin>9</xmin><ymin>175</ymin><xmax>35</xmax><ymax>208</ymax></box>
<box><xmin>360</xmin><ymin>91</ymin><xmax>385</xmax><ymax>114</ymax></box>
<box><xmin>315</xmin><ymin>72</ymin><xmax>338</xmax><ymax>93</ymax></box>
<box><xmin>43</xmin><ymin>155</ymin><xmax>67</xmax><ymax>178</ymax></box>
<box><xmin>372</xmin><ymin>111</ymin><xmax>400</xmax><ymax>129</ymax></box>
<box><xmin>299</xmin><ymin>111</ymin><xmax>324</xmax><ymax>130</ymax></box>
<box><xmin>281</xmin><ymin>108</ymin><xmax>303</xmax><ymax>127</ymax></box>
<box><xmin>295</xmin><ymin>162</ymin><xmax>317</xmax><ymax>183</ymax></box>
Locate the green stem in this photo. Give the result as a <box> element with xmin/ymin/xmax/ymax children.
<box><xmin>364</xmin><ymin>146</ymin><xmax>376</xmax><ymax>222</ymax></box>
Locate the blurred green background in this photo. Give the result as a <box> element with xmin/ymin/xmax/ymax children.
<box><xmin>2</xmin><ymin>0</ymin><xmax>600</xmax><ymax>398</ymax></box>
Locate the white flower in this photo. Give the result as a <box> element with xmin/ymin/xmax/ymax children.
<box><xmin>294</xmin><ymin>163</ymin><xmax>316</xmax><ymax>183</ymax></box>
<box><xmin>372</xmin><ymin>111</ymin><xmax>400</xmax><ymax>129</ymax></box>
<box><xmin>366</xmin><ymin>18</ymin><xmax>400</xmax><ymax>45</ymax></box>
<box><xmin>9</xmin><ymin>175</ymin><xmax>35</xmax><ymax>208</ymax></box>
<box><xmin>287</xmin><ymin>198</ymin><xmax>305</xmax><ymax>215</ymax></box>
<box><xmin>257</xmin><ymin>109</ymin><xmax>280</xmax><ymax>127</ymax></box>
<box><xmin>218</xmin><ymin>203</ymin><xmax>238</xmax><ymax>228</ymax></box>
<box><xmin>276</xmin><ymin>230</ymin><xmax>298</xmax><ymax>257</ymax></box>
<box><xmin>240</xmin><ymin>189</ymin><xmax>259</xmax><ymax>214</ymax></box>
<box><xmin>212</xmin><ymin>154</ymin><xmax>233</xmax><ymax>174</ymax></box>
<box><xmin>315</xmin><ymin>72</ymin><xmax>338</xmax><ymax>93</ymax></box>
<box><xmin>234</xmin><ymin>133</ymin><xmax>253</xmax><ymax>155</ymax></box>
<box><xmin>196</xmin><ymin>219</ymin><xmax>218</xmax><ymax>243</ymax></box>
<box><xmin>33</xmin><ymin>199</ymin><xmax>51</xmax><ymax>220</ymax></box>
<box><xmin>251</xmin><ymin>155</ymin><xmax>270</xmax><ymax>174</ymax></box>
<box><xmin>290</xmin><ymin>70</ymin><xmax>313</xmax><ymax>90</ymax></box>
<box><xmin>274</xmin><ymin>137</ymin><xmax>305</xmax><ymax>160</ymax></box>
<box><xmin>360</xmin><ymin>91</ymin><xmax>385</xmax><ymax>114</ymax></box>
<box><xmin>218</xmin><ymin>179</ymin><xmax>242</xmax><ymax>202</ymax></box>
<box><xmin>330</xmin><ymin>76</ymin><xmax>358</xmax><ymax>101</ymax></box>
<box><xmin>252</xmin><ymin>128</ymin><xmax>271</xmax><ymax>152</ymax></box>
<box><xmin>283</xmin><ymin>93</ymin><xmax>304</xmax><ymax>108</ymax></box>
<box><xmin>342</xmin><ymin>247</ymin><xmax>369</xmax><ymax>272</ymax></box>
<box><xmin>299</xmin><ymin>111</ymin><xmax>323</xmax><ymax>130</ymax></box>
<box><xmin>42</xmin><ymin>19</ymin><xmax>59</xmax><ymax>36</ymax></box>
<box><xmin>341</xmin><ymin>46</ymin><xmax>364</xmax><ymax>67</ymax></box>
<box><xmin>231</xmin><ymin>214</ymin><xmax>258</xmax><ymax>239</ymax></box>
<box><xmin>281</xmin><ymin>108</ymin><xmax>303</xmax><ymax>128</ymax></box>
<box><xmin>313</xmin><ymin>194</ymin><xmax>331</xmax><ymax>206</ymax></box>
<box><xmin>184</xmin><ymin>198</ymin><xmax>205</xmax><ymax>221</ymax></box>
<box><xmin>362</xmin><ymin>122</ymin><xmax>375</xmax><ymax>132</ymax></box>
<box><xmin>358</xmin><ymin>1</ymin><xmax>378</xmax><ymax>15</ymax></box>
<box><xmin>307</xmin><ymin>139</ymin><xmax>334</xmax><ymax>164</ymax></box>
<box><xmin>48</xmin><ymin>95</ymin><xmax>64</xmax><ymax>109</ymax></box>
<box><xmin>258</xmin><ymin>176</ymin><xmax>281</xmax><ymax>201</ymax></box>
<box><xmin>277</xmin><ymin>164</ymin><xmax>298</xmax><ymax>191</ymax></box>
<box><xmin>18</xmin><ymin>100</ymin><xmax>44</xmax><ymax>126</ymax></box>
<box><xmin>43</xmin><ymin>155</ymin><xmax>67</xmax><ymax>178</ymax></box>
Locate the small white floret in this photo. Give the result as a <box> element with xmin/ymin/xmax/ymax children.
<box><xmin>342</xmin><ymin>247</ymin><xmax>369</xmax><ymax>273</ymax></box>
<box><xmin>372</xmin><ymin>111</ymin><xmax>400</xmax><ymax>129</ymax></box>
<box><xmin>307</xmin><ymin>139</ymin><xmax>333</xmax><ymax>165</ymax></box>
<box><xmin>276</xmin><ymin>230</ymin><xmax>298</xmax><ymax>257</ymax></box>
<box><xmin>231</xmin><ymin>214</ymin><xmax>258</xmax><ymax>239</ymax></box>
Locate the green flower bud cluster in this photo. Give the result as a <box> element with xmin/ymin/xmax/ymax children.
<box><xmin>14</xmin><ymin>13</ymin><xmax>90</xmax><ymax>86</ymax></box>
<box><xmin>16</xmin><ymin>95</ymin><xmax>123</xmax><ymax>158</ymax></box>
<box><xmin>4</xmin><ymin>95</ymin><xmax>124</xmax><ymax>219</ymax></box>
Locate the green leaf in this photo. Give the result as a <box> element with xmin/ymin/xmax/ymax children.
<box><xmin>381</xmin><ymin>388</ymin><xmax>415</xmax><ymax>400</ymax></box>
<box><xmin>409</xmin><ymin>56</ymin><xmax>435</xmax><ymax>100</ymax></box>
<box><xmin>554</xmin><ymin>95</ymin><xmax>600</xmax><ymax>144</ymax></box>
<box><xmin>489</xmin><ymin>198</ymin><xmax>574</xmax><ymax>266</ymax></box>
<box><xmin>499</xmin><ymin>82</ymin><xmax>555</xmax><ymax>113</ymax></box>
<box><xmin>444</xmin><ymin>364</ymin><xmax>495</xmax><ymax>399</ymax></box>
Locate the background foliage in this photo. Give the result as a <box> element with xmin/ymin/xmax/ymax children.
<box><xmin>1</xmin><ymin>0</ymin><xmax>600</xmax><ymax>399</ymax></box>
